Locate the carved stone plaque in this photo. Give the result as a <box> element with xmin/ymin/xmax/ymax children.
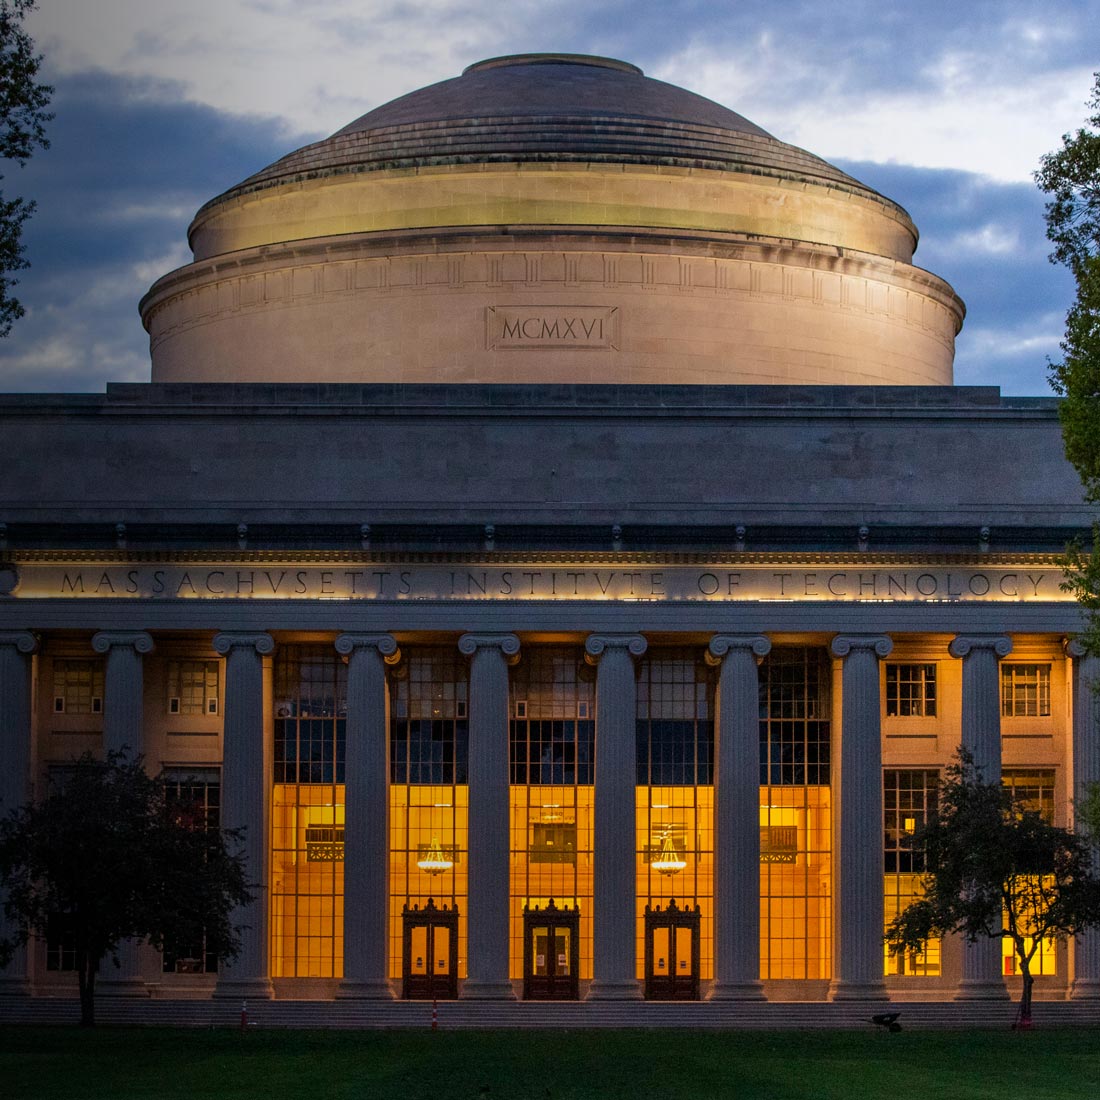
<box><xmin>486</xmin><ymin>306</ymin><xmax>619</xmax><ymax>350</ymax></box>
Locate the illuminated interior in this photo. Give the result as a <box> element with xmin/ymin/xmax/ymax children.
<box><xmin>883</xmin><ymin>769</ymin><xmax>941</xmax><ymax>976</ymax></box>
<box><xmin>758</xmin><ymin>648</ymin><xmax>833</xmax><ymax>980</ymax></box>
<box><xmin>271</xmin><ymin>645</ymin><xmax>347</xmax><ymax>978</ymax></box>
<box><xmin>388</xmin><ymin>648</ymin><xmax>470</xmax><ymax>980</ymax></box>
<box><xmin>509</xmin><ymin>647</ymin><xmax>595</xmax><ymax>979</ymax></box>
<box><xmin>635</xmin><ymin>652</ymin><xmax>715</xmax><ymax>980</ymax></box>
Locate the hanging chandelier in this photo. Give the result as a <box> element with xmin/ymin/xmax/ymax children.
<box><xmin>651</xmin><ymin>832</ymin><xmax>686</xmax><ymax>876</ymax></box>
<box><xmin>417</xmin><ymin>837</ymin><xmax>454</xmax><ymax>875</ymax></box>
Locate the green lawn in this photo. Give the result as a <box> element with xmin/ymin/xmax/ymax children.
<box><xmin>1</xmin><ymin>1027</ymin><xmax>1098</xmax><ymax>1100</ymax></box>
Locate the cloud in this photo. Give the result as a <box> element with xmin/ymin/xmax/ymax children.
<box><xmin>0</xmin><ymin>71</ymin><xmax>292</xmax><ymax>392</ymax></box>
<box><xmin>28</xmin><ymin>1</ymin><xmax>1099</xmax><ymax>182</ymax></box>
<box><xmin>836</xmin><ymin>160</ymin><xmax>1076</xmax><ymax>393</ymax></box>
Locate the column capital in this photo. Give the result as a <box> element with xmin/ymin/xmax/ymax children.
<box><xmin>830</xmin><ymin>634</ymin><xmax>893</xmax><ymax>660</ymax></box>
<box><xmin>0</xmin><ymin>631</ymin><xmax>37</xmax><ymax>654</ymax></box>
<box><xmin>1065</xmin><ymin>638</ymin><xmax>1095</xmax><ymax>659</ymax></box>
<box><xmin>457</xmin><ymin>633</ymin><xmax>520</xmax><ymax>661</ymax></box>
<box><xmin>91</xmin><ymin>631</ymin><xmax>154</xmax><ymax>655</ymax></box>
<box><xmin>213</xmin><ymin>631</ymin><xmax>275</xmax><ymax>656</ymax></box>
<box><xmin>584</xmin><ymin>633</ymin><xmax>647</xmax><ymax>663</ymax></box>
<box><xmin>706</xmin><ymin>635</ymin><xmax>770</xmax><ymax>665</ymax></box>
<box><xmin>949</xmin><ymin>634</ymin><xmax>1012</xmax><ymax>659</ymax></box>
<box><xmin>335</xmin><ymin>633</ymin><xmax>400</xmax><ymax>664</ymax></box>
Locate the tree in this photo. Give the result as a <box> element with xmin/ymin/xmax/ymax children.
<box><xmin>0</xmin><ymin>0</ymin><xmax>52</xmax><ymax>336</ymax></box>
<box><xmin>1037</xmin><ymin>72</ymin><xmax>1100</xmax><ymax>657</ymax></box>
<box><xmin>886</xmin><ymin>750</ymin><xmax>1100</xmax><ymax>1027</ymax></box>
<box><xmin>0</xmin><ymin>751</ymin><xmax>252</xmax><ymax>1026</ymax></box>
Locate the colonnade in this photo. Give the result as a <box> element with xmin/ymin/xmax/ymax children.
<box><xmin>1</xmin><ymin>629</ymin><xmax>1099</xmax><ymax>1001</ymax></box>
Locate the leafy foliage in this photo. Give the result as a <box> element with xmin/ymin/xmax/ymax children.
<box><xmin>0</xmin><ymin>0</ymin><xmax>52</xmax><ymax>336</ymax></box>
<box><xmin>886</xmin><ymin>750</ymin><xmax>1100</xmax><ymax>1025</ymax></box>
<box><xmin>0</xmin><ymin>751</ymin><xmax>252</xmax><ymax>1026</ymax></box>
<box><xmin>1037</xmin><ymin>72</ymin><xmax>1100</xmax><ymax>658</ymax></box>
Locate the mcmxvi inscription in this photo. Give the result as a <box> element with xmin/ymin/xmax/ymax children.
<box><xmin>486</xmin><ymin>305</ymin><xmax>619</xmax><ymax>349</ymax></box>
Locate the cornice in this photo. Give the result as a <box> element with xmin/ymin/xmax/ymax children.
<box><xmin>7</xmin><ymin>549</ymin><xmax>1069</xmax><ymax>567</ymax></box>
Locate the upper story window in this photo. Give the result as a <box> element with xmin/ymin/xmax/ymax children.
<box><xmin>885</xmin><ymin>663</ymin><xmax>937</xmax><ymax>718</ymax></box>
<box><xmin>1003</xmin><ymin>769</ymin><xmax>1055</xmax><ymax>823</ymax></box>
<box><xmin>759</xmin><ymin>647</ymin><xmax>831</xmax><ymax>786</ymax></box>
<box><xmin>1000</xmin><ymin>664</ymin><xmax>1051</xmax><ymax>718</ymax></box>
<box><xmin>510</xmin><ymin>646</ymin><xmax>593</xmax><ymax>786</ymax></box>
<box><xmin>636</xmin><ymin>650</ymin><xmax>714</xmax><ymax>786</ymax></box>
<box><xmin>52</xmin><ymin>659</ymin><xmax>104</xmax><ymax>715</ymax></box>
<box><xmin>391</xmin><ymin>647</ymin><xmax>469</xmax><ymax>785</ymax></box>
<box><xmin>167</xmin><ymin>659</ymin><xmax>220</xmax><ymax>716</ymax></box>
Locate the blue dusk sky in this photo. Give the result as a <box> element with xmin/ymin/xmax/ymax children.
<box><xmin>1</xmin><ymin>0</ymin><xmax>1096</xmax><ymax>395</ymax></box>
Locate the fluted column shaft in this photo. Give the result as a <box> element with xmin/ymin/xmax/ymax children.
<box><xmin>92</xmin><ymin>631</ymin><xmax>154</xmax><ymax>995</ymax></box>
<box><xmin>1069</xmin><ymin>642</ymin><xmax>1100</xmax><ymax>999</ymax></box>
<box><xmin>950</xmin><ymin>634</ymin><xmax>1012</xmax><ymax>1000</ymax></box>
<box><xmin>0</xmin><ymin>632</ymin><xmax>37</xmax><ymax>994</ymax></box>
<box><xmin>585</xmin><ymin>633</ymin><xmax>647</xmax><ymax>999</ymax></box>
<box><xmin>458</xmin><ymin>633</ymin><xmax>519</xmax><ymax>999</ymax></box>
<box><xmin>708</xmin><ymin>635</ymin><xmax>770</xmax><ymax>999</ymax></box>
<box><xmin>830</xmin><ymin>635</ymin><xmax>892</xmax><ymax>1000</ymax></box>
<box><xmin>213</xmin><ymin>632</ymin><xmax>275</xmax><ymax>999</ymax></box>
<box><xmin>335</xmin><ymin>634</ymin><xmax>398</xmax><ymax>998</ymax></box>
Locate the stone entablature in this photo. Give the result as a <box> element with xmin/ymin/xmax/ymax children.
<box><xmin>2</xmin><ymin>558</ymin><xmax>1076</xmax><ymax>603</ymax></box>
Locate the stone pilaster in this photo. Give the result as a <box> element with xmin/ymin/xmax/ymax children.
<box><xmin>212</xmin><ymin>632</ymin><xmax>275</xmax><ymax>1000</ymax></box>
<box><xmin>91</xmin><ymin>631</ymin><xmax>154</xmax><ymax>996</ymax></box>
<box><xmin>949</xmin><ymin>633</ymin><xmax>1012</xmax><ymax>1001</ymax></box>
<box><xmin>457</xmin><ymin>633</ymin><xmax>519</xmax><ymax>999</ymax></box>
<box><xmin>0</xmin><ymin>632</ymin><xmax>37</xmax><ymax>995</ymax></box>
<box><xmin>1068</xmin><ymin>639</ymin><xmax>1100</xmax><ymax>1000</ymax></box>
<box><xmin>585</xmin><ymin>633</ymin><xmax>647</xmax><ymax>1000</ymax></box>
<box><xmin>335</xmin><ymin>633</ymin><xmax>399</xmax><ymax>999</ymax></box>
<box><xmin>829</xmin><ymin>634</ymin><xmax>892</xmax><ymax>1001</ymax></box>
<box><xmin>706</xmin><ymin>635</ymin><xmax>770</xmax><ymax>1000</ymax></box>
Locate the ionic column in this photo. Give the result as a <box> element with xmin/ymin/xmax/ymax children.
<box><xmin>707</xmin><ymin>635</ymin><xmax>770</xmax><ymax>1000</ymax></box>
<box><xmin>458</xmin><ymin>633</ymin><xmax>519</xmax><ymax>999</ymax></box>
<box><xmin>949</xmin><ymin>633</ymin><xmax>1012</xmax><ymax>1001</ymax></box>
<box><xmin>213</xmin><ymin>632</ymin><xmax>275</xmax><ymax>1000</ymax></box>
<box><xmin>0</xmin><ymin>632</ymin><xmax>37</xmax><ymax>995</ymax></box>
<box><xmin>585</xmin><ymin>633</ymin><xmax>647</xmax><ymax>1000</ymax></box>
<box><xmin>335</xmin><ymin>633</ymin><xmax>399</xmax><ymax>999</ymax></box>
<box><xmin>829</xmin><ymin>634</ymin><xmax>892</xmax><ymax>1001</ymax></box>
<box><xmin>1068</xmin><ymin>639</ymin><xmax>1100</xmax><ymax>1000</ymax></box>
<box><xmin>91</xmin><ymin>630</ymin><xmax>154</xmax><ymax>996</ymax></box>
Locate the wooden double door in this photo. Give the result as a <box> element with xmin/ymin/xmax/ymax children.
<box><xmin>402</xmin><ymin>898</ymin><xmax>458</xmax><ymax>1000</ymax></box>
<box><xmin>523</xmin><ymin>900</ymin><xmax>580</xmax><ymax>1000</ymax></box>
<box><xmin>644</xmin><ymin>899</ymin><xmax>701</xmax><ymax>1000</ymax></box>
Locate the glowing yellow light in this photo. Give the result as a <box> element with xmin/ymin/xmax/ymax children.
<box><xmin>651</xmin><ymin>833</ymin><xmax>686</xmax><ymax>876</ymax></box>
<box><xmin>904</xmin><ymin>817</ymin><xmax>916</xmax><ymax>834</ymax></box>
<box><xmin>416</xmin><ymin>836</ymin><xmax>453</xmax><ymax>876</ymax></box>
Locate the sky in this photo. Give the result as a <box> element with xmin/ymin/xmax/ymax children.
<box><xmin>0</xmin><ymin>0</ymin><xmax>1096</xmax><ymax>395</ymax></box>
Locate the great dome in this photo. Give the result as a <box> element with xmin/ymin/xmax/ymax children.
<box><xmin>141</xmin><ymin>54</ymin><xmax>964</xmax><ymax>387</ymax></box>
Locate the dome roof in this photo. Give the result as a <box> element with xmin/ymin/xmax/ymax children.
<box><xmin>199</xmin><ymin>54</ymin><xmax>888</xmax><ymax>214</ymax></box>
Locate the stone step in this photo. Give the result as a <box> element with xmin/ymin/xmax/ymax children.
<box><xmin>4</xmin><ymin>995</ymin><xmax>1099</xmax><ymax>1029</ymax></box>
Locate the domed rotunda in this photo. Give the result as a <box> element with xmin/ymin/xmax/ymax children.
<box><xmin>140</xmin><ymin>54</ymin><xmax>964</xmax><ymax>387</ymax></box>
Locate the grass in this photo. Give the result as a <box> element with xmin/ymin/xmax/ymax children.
<box><xmin>1</xmin><ymin>1026</ymin><xmax>1099</xmax><ymax>1100</ymax></box>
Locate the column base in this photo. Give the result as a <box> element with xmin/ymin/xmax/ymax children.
<box><xmin>586</xmin><ymin>979</ymin><xmax>643</xmax><ymax>1001</ymax></box>
<box><xmin>1070</xmin><ymin>978</ymin><xmax>1100</xmax><ymax>1001</ymax></box>
<box><xmin>336</xmin><ymin>979</ymin><xmax>395</xmax><ymax>1000</ymax></box>
<box><xmin>707</xmin><ymin>980</ymin><xmax>766</xmax><ymax>1001</ymax></box>
<box><xmin>96</xmin><ymin>976</ymin><xmax>150</xmax><ymax>998</ymax></box>
<box><xmin>213</xmin><ymin>977</ymin><xmax>275</xmax><ymax>1001</ymax></box>
<box><xmin>459</xmin><ymin>980</ymin><xmax>516</xmax><ymax>1000</ymax></box>
<box><xmin>828</xmin><ymin>980</ymin><xmax>889</xmax><ymax>1002</ymax></box>
<box><xmin>954</xmin><ymin>978</ymin><xmax>1009</xmax><ymax>1001</ymax></box>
